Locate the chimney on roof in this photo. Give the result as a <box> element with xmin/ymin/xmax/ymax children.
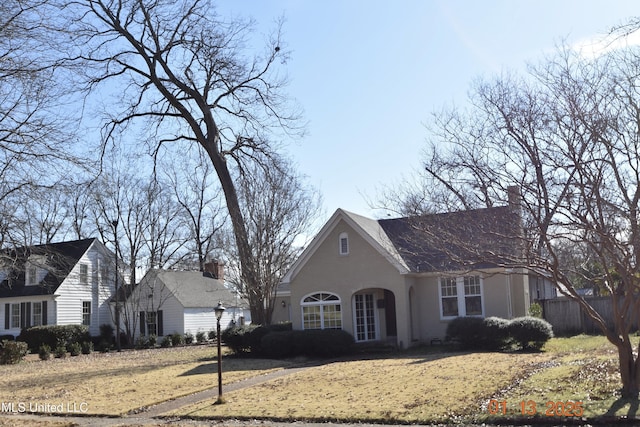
<box><xmin>507</xmin><ymin>186</ymin><xmax>521</xmax><ymax>209</ymax></box>
<box><xmin>203</xmin><ymin>260</ymin><xmax>225</xmax><ymax>281</ymax></box>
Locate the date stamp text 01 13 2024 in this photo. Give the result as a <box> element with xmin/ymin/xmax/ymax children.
<box><xmin>487</xmin><ymin>400</ymin><xmax>584</xmax><ymax>417</ymax></box>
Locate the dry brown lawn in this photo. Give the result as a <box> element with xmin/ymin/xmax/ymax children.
<box><xmin>0</xmin><ymin>345</ymin><xmax>292</xmax><ymax>416</ymax></box>
<box><xmin>0</xmin><ymin>336</ymin><xmax>632</xmax><ymax>424</ymax></box>
<box><xmin>175</xmin><ymin>351</ymin><xmax>553</xmax><ymax>423</ymax></box>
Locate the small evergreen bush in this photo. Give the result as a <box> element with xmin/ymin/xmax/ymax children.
<box><xmin>54</xmin><ymin>345</ymin><xmax>67</xmax><ymax>358</ymax></box>
<box><xmin>170</xmin><ymin>332</ymin><xmax>185</xmax><ymax>347</ymax></box>
<box><xmin>196</xmin><ymin>331</ymin><xmax>207</xmax><ymax>343</ymax></box>
<box><xmin>160</xmin><ymin>336</ymin><xmax>172</xmax><ymax>347</ymax></box>
<box><xmin>81</xmin><ymin>341</ymin><xmax>93</xmax><ymax>355</ymax></box>
<box><xmin>481</xmin><ymin>316</ymin><xmax>512</xmax><ymax>351</ymax></box>
<box><xmin>184</xmin><ymin>332</ymin><xmax>194</xmax><ymax>344</ymax></box>
<box><xmin>445</xmin><ymin>316</ymin><xmax>486</xmax><ymax>349</ymax></box>
<box><xmin>261</xmin><ymin>332</ymin><xmax>294</xmax><ymax>358</ymax></box>
<box><xmin>508</xmin><ymin>316</ymin><xmax>554</xmax><ymax>351</ymax></box>
<box><xmin>68</xmin><ymin>342</ymin><xmax>82</xmax><ymax>356</ymax></box>
<box><xmin>39</xmin><ymin>344</ymin><xmax>51</xmax><ymax>361</ymax></box>
<box><xmin>148</xmin><ymin>334</ymin><xmax>157</xmax><ymax>347</ymax></box>
<box><xmin>135</xmin><ymin>336</ymin><xmax>151</xmax><ymax>349</ymax></box>
<box><xmin>0</xmin><ymin>340</ymin><xmax>28</xmax><ymax>364</ymax></box>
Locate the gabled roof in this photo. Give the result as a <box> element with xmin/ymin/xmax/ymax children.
<box><xmin>0</xmin><ymin>238</ymin><xmax>98</xmax><ymax>298</ymax></box>
<box><xmin>282</xmin><ymin>205</ymin><xmax>522</xmax><ymax>282</ymax></box>
<box><xmin>137</xmin><ymin>269</ymin><xmax>245</xmax><ymax>309</ymax></box>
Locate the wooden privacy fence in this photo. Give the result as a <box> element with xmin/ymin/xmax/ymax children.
<box><xmin>541</xmin><ymin>296</ymin><xmax>637</xmax><ymax>335</ymax></box>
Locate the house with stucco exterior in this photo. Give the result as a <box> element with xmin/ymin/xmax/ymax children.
<box><xmin>276</xmin><ymin>197</ymin><xmax>530</xmax><ymax>349</ymax></box>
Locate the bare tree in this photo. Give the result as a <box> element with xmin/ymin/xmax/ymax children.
<box><xmin>63</xmin><ymin>0</ymin><xmax>303</xmax><ymax>324</ymax></box>
<box><xmin>229</xmin><ymin>157</ymin><xmax>322</xmax><ymax>324</ymax></box>
<box><xmin>164</xmin><ymin>150</ymin><xmax>227</xmax><ymax>271</ymax></box>
<box><xmin>389</xmin><ymin>45</ymin><xmax>640</xmax><ymax>397</ymax></box>
<box><xmin>0</xmin><ymin>0</ymin><xmax>84</xmax><ymax>251</ymax></box>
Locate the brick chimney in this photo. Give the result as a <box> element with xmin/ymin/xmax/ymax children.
<box><xmin>203</xmin><ymin>260</ymin><xmax>225</xmax><ymax>281</ymax></box>
<box><xmin>507</xmin><ymin>185</ymin><xmax>521</xmax><ymax>209</ymax></box>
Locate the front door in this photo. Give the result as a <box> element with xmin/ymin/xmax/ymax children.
<box><xmin>354</xmin><ymin>293</ymin><xmax>377</xmax><ymax>341</ymax></box>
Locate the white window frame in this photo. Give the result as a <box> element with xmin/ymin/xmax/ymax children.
<box><xmin>301</xmin><ymin>292</ymin><xmax>342</xmax><ymax>330</ymax></box>
<box><xmin>32</xmin><ymin>302</ymin><xmax>43</xmax><ymax>326</ymax></box>
<box><xmin>79</xmin><ymin>264</ymin><xmax>88</xmax><ymax>284</ymax></box>
<box><xmin>338</xmin><ymin>232</ymin><xmax>349</xmax><ymax>255</ymax></box>
<box><xmin>438</xmin><ymin>275</ymin><xmax>485</xmax><ymax>320</ymax></box>
<box><xmin>27</xmin><ymin>265</ymin><xmax>37</xmax><ymax>285</ymax></box>
<box><xmin>82</xmin><ymin>301</ymin><xmax>91</xmax><ymax>326</ymax></box>
<box><xmin>10</xmin><ymin>304</ymin><xmax>20</xmax><ymax>329</ymax></box>
<box><xmin>353</xmin><ymin>293</ymin><xmax>378</xmax><ymax>342</ymax></box>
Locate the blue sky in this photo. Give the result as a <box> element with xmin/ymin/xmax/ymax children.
<box><xmin>217</xmin><ymin>1</ymin><xmax>640</xmax><ymax>222</ymax></box>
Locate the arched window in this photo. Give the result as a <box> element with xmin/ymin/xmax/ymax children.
<box><xmin>301</xmin><ymin>292</ymin><xmax>342</xmax><ymax>330</ymax></box>
<box><xmin>339</xmin><ymin>232</ymin><xmax>349</xmax><ymax>255</ymax></box>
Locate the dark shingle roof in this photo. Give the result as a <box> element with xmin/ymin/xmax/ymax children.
<box><xmin>0</xmin><ymin>238</ymin><xmax>96</xmax><ymax>298</ymax></box>
<box><xmin>378</xmin><ymin>206</ymin><xmax>522</xmax><ymax>273</ymax></box>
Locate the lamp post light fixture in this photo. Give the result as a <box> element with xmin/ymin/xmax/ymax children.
<box><xmin>214</xmin><ymin>301</ymin><xmax>226</xmax><ymax>404</ymax></box>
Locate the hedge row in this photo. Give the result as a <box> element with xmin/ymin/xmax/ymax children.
<box><xmin>222</xmin><ymin>323</ymin><xmax>355</xmax><ymax>359</ymax></box>
<box><xmin>17</xmin><ymin>325</ymin><xmax>91</xmax><ymax>353</ymax></box>
<box><xmin>446</xmin><ymin>316</ymin><xmax>553</xmax><ymax>351</ymax></box>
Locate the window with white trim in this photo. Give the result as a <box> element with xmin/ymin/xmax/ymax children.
<box><xmin>82</xmin><ymin>301</ymin><xmax>91</xmax><ymax>326</ymax></box>
<box><xmin>27</xmin><ymin>265</ymin><xmax>37</xmax><ymax>285</ymax></box>
<box><xmin>32</xmin><ymin>302</ymin><xmax>43</xmax><ymax>326</ymax></box>
<box><xmin>439</xmin><ymin>275</ymin><xmax>484</xmax><ymax>319</ymax></box>
<box><xmin>301</xmin><ymin>292</ymin><xmax>342</xmax><ymax>330</ymax></box>
<box><xmin>339</xmin><ymin>233</ymin><xmax>349</xmax><ymax>255</ymax></box>
<box><xmin>79</xmin><ymin>264</ymin><xmax>88</xmax><ymax>284</ymax></box>
<box><xmin>10</xmin><ymin>304</ymin><xmax>20</xmax><ymax>329</ymax></box>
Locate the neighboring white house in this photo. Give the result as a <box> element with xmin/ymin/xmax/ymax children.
<box><xmin>124</xmin><ymin>268</ymin><xmax>249</xmax><ymax>340</ymax></box>
<box><xmin>0</xmin><ymin>238</ymin><xmax>116</xmax><ymax>337</ymax></box>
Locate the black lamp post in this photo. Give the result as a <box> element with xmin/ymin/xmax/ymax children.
<box><xmin>214</xmin><ymin>301</ymin><xmax>226</xmax><ymax>404</ymax></box>
<box><xmin>112</xmin><ymin>220</ymin><xmax>121</xmax><ymax>352</ymax></box>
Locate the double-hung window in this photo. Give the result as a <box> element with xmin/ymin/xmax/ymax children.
<box><xmin>32</xmin><ymin>302</ymin><xmax>43</xmax><ymax>326</ymax></box>
<box><xmin>79</xmin><ymin>264</ymin><xmax>88</xmax><ymax>284</ymax></box>
<box><xmin>82</xmin><ymin>301</ymin><xmax>91</xmax><ymax>326</ymax></box>
<box><xmin>439</xmin><ymin>275</ymin><xmax>484</xmax><ymax>319</ymax></box>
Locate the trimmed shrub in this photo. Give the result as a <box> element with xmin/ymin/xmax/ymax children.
<box><xmin>135</xmin><ymin>336</ymin><xmax>151</xmax><ymax>349</ymax></box>
<box><xmin>68</xmin><ymin>342</ymin><xmax>82</xmax><ymax>356</ymax></box>
<box><xmin>18</xmin><ymin>325</ymin><xmax>90</xmax><ymax>353</ymax></box>
<box><xmin>148</xmin><ymin>334</ymin><xmax>157</xmax><ymax>347</ymax></box>
<box><xmin>160</xmin><ymin>336</ymin><xmax>172</xmax><ymax>348</ymax></box>
<box><xmin>208</xmin><ymin>330</ymin><xmax>216</xmax><ymax>341</ymax></box>
<box><xmin>481</xmin><ymin>317</ymin><xmax>511</xmax><ymax>351</ymax></box>
<box><xmin>295</xmin><ymin>329</ymin><xmax>355</xmax><ymax>358</ymax></box>
<box><xmin>261</xmin><ymin>332</ymin><xmax>294</xmax><ymax>358</ymax></box>
<box><xmin>268</xmin><ymin>322</ymin><xmax>293</xmax><ymax>332</ymax></box>
<box><xmin>81</xmin><ymin>341</ymin><xmax>93</xmax><ymax>355</ymax></box>
<box><xmin>0</xmin><ymin>340</ymin><xmax>28</xmax><ymax>364</ymax></box>
<box><xmin>185</xmin><ymin>332</ymin><xmax>194</xmax><ymax>344</ymax></box>
<box><xmin>0</xmin><ymin>334</ymin><xmax>15</xmax><ymax>342</ymax></box>
<box><xmin>39</xmin><ymin>344</ymin><xmax>51</xmax><ymax>361</ymax></box>
<box><xmin>508</xmin><ymin>316</ymin><xmax>554</xmax><ymax>351</ymax></box>
<box><xmin>54</xmin><ymin>345</ymin><xmax>67</xmax><ymax>358</ymax></box>
<box><xmin>222</xmin><ymin>325</ymin><xmax>261</xmax><ymax>354</ymax></box>
<box><xmin>196</xmin><ymin>331</ymin><xmax>207</xmax><ymax>343</ymax></box>
<box><xmin>446</xmin><ymin>316</ymin><xmax>486</xmax><ymax>349</ymax></box>
<box><xmin>170</xmin><ymin>332</ymin><xmax>185</xmax><ymax>347</ymax></box>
